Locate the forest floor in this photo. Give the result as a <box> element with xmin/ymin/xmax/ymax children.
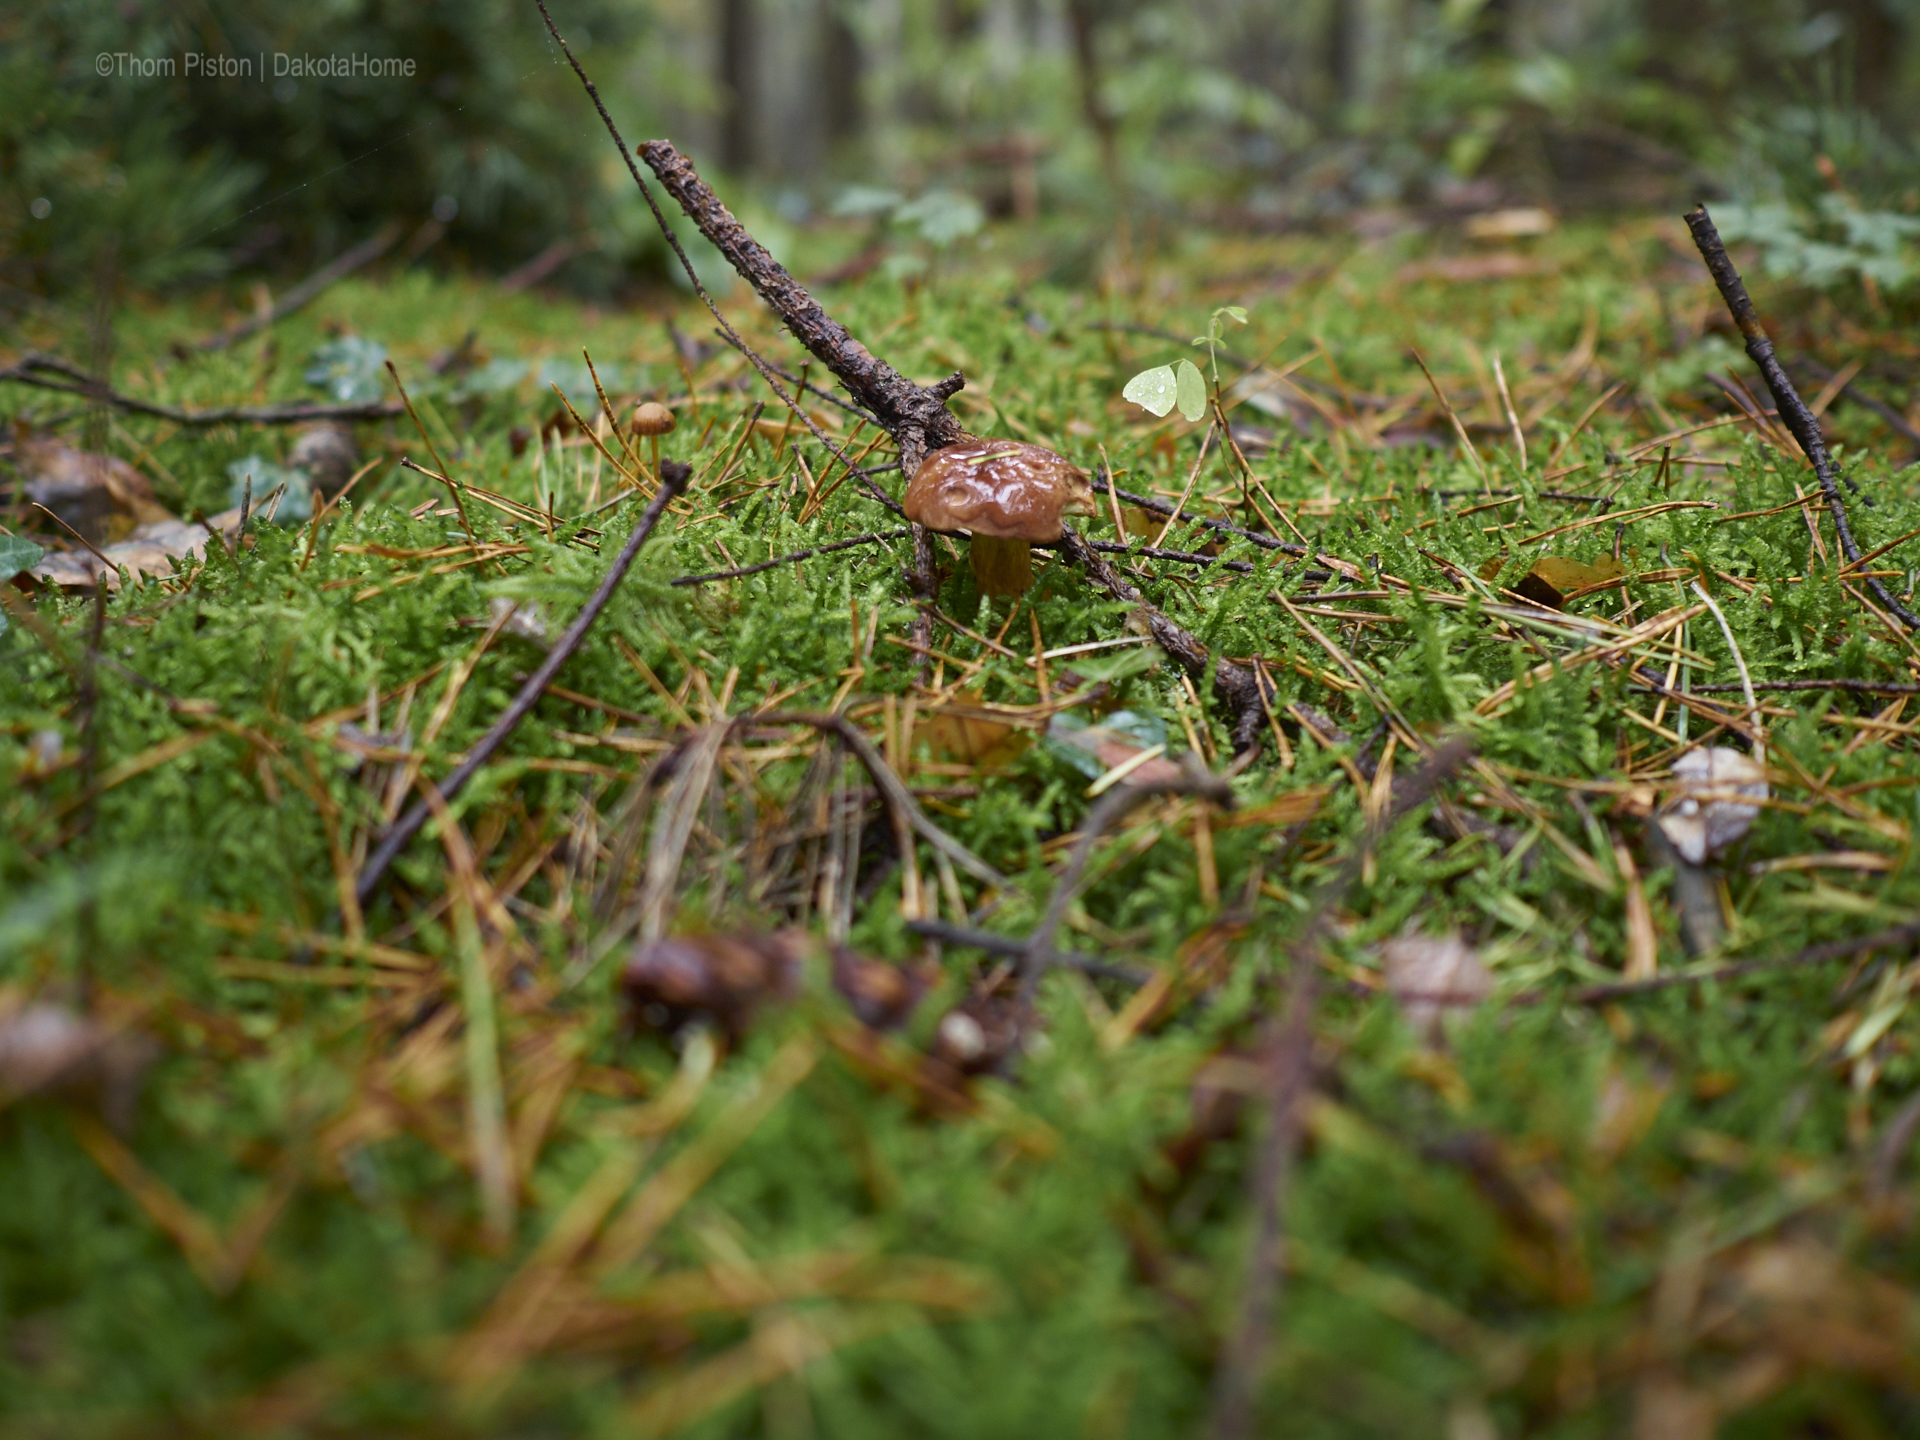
<box><xmin>6</xmin><ymin>211</ymin><xmax>1920</xmax><ymax>1438</ymax></box>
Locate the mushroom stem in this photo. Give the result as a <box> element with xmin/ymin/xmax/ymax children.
<box><xmin>970</xmin><ymin>535</ymin><xmax>1033</xmax><ymax>598</ymax></box>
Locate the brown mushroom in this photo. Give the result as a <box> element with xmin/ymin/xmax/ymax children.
<box><xmin>902</xmin><ymin>440</ymin><xmax>1097</xmax><ymax>597</ymax></box>
<box><xmin>631</xmin><ymin>400</ymin><xmax>677</xmax><ymax>476</ymax></box>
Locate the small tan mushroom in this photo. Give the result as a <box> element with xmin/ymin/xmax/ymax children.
<box><xmin>631</xmin><ymin>400</ymin><xmax>677</xmax><ymax>475</ymax></box>
<box><xmin>903</xmin><ymin>440</ymin><xmax>1097</xmax><ymax>596</ymax></box>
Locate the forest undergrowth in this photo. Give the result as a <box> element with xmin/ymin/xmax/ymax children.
<box><xmin>6</xmin><ymin>210</ymin><xmax>1920</xmax><ymax>1438</ymax></box>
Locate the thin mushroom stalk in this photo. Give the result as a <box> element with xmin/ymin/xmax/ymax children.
<box><xmin>970</xmin><ymin>535</ymin><xmax>1033</xmax><ymax>598</ymax></box>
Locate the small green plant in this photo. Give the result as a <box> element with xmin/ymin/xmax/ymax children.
<box><xmin>1121</xmin><ymin>304</ymin><xmax>1247</xmax><ymax>422</ymax></box>
<box><xmin>1715</xmin><ymin>195</ymin><xmax>1920</xmax><ymax>296</ymax></box>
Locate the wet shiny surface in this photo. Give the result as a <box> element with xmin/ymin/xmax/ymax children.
<box><xmin>903</xmin><ymin>439</ymin><xmax>1096</xmax><ymax>541</ymax></box>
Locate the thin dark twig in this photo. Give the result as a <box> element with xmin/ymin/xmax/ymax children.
<box><xmin>713</xmin><ymin>330</ymin><xmax>883</xmax><ymax>426</ymax></box>
<box><xmin>193</xmin><ymin>224</ymin><xmax>401</xmax><ymax>353</ymax></box>
<box><xmin>672</xmin><ymin>529</ymin><xmax>912</xmax><ymax>585</ymax></box>
<box><xmin>1685</xmin><ymin>205</ymin><xmax>1916</xmax><ymax>626</ymax></box>
<box><xmin>906</xmin><ymin>919</ymin><xmax>1151</xmax><ymax>985</ymax></box>
<box><xmin>0</xmin><ymin>353</ymin><xmax>401</xmax><ymax>425</ymax></box>
<box><xmin>354</xmin><ymin>461</ymin><xmax>693</xmax><ymax>906</ymax></box>
<box><xmin>1057</xmin><ymin>527</ymin><xmax>1276</xmax><ymax>753</ymax></box>
<box><xmin>1085</xmin><ymin>539</ymin><xmax>1258</xmax><ymax>574</ymax></box>
<box><xmin>27</xmin><ymin>502</ymin><xmax>118</xmax><ymax>575</ymax></box>
<box><xmin>1209</xmin><ymin>734</ymin><xmax>1474</xmax><ymax>1440</ymax></box>
<box><xmin>1567</xmin><ymin>919</ymin><xmax>1920</xmax><ymax>1005</ymax></box>
<box><xmin>748</xmin><ymin>712</ymin><xmax>1010</xmax><ymax>889</ymax></box>
<box><xmin>1800</xmin><ymin>355</ymin><xmax>1920</xmax><ymax>459</ymax></box>
<box><xmin>1680</xmin><ymin>678</ymin><xmax>1920</xmax><ymax>696</ymax></box>
<box><xmin>1096</xmin><ymin>476</ymin><xmax>1301</xmax><ymax>555</ymax></box>
<box><xmin>533</xmin><ymin>0</ymin><xmax>921</xmax><ymax>514</ymax></box>
<box><xmin>1018</xmin><ymin>770</ymin><xmax>1235</xmax><ymax>1006</ymax></box>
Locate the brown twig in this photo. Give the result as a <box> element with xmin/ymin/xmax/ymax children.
<box><xmin>533</xmin><ymin>0</ymin><xmax>932</xmax><ymax>509</ymax></box>
<box><xmin>1018</xmin><ymin>769</ymin><xmax>1235</xmax><ymax>1005</ymax></box>
<box><xmin>1568</xmin><ymin>918</ymin><xmax>1920</xmax><ymax>1005</ymax></box>
<box><xmin>1208</xmin><ymin>733</ymin><xmax>1475</xmax><ymax>1440</ymax></box>
<box><xmin>0</xmin><ymin>353</ymin><xmax>401</xmax><ymax>425</ymax></box>
<box><xmin>27</xmin><ymin>502</ymin><xmax>119</xmax><ymax>575</ymax></box>
<box><xmin>1799</xmin><ymin>355</ymin><xmax>1920</xmax><ymax>460</ymax></box>
<box><xmin>192</xmin><ymin>224</ymin><xmax>401</xmax><ymax>353</ymax></box>
<box><xmin>1056</xmin><ymin>529</ymin><xmax>1276</xmax><ymax>754</ymax></box>
<box><xmin>354</xmin><ymin>461</ymin><xmax>693</xmax><ymax>906</ymax></box>
<box><xmin>1685</xmin><ymin>205</ymin><xmax>1918</xmax><ymax>627</ymax></box>
<box><xmin>906</xmin><ymin>918</ymin><xmax>1150</xmax><ymax>985</ymax></box>
<box><xmin>671</xmin><ymin>528</ymin><xmax>912</xmax><ymax>586</ymax></box>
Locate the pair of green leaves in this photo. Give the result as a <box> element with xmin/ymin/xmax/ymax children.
<box><xmin>1120</xmin><ymin>303</ymin><xmax>1249</xmax><ymax>423</ymax></box>
<box><xmin>1123</xmin><ymin>359</ymin><xmax>1209</xmax><ymax>422</ymax></box>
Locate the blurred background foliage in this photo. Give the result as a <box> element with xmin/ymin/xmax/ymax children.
<box><xmin>3</xmin><ymin>0</ymin><xmax>1920</xmax><ymax>311</ymax></box>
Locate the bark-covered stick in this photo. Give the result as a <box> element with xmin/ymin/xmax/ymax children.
<box><xmin>633</xmin><ymin>142</ymin><xmax>968</xmax><ymax>476</ymax></box>
<box><xmin>355</xmin><ymin>461</ymin><xmax>693</xmax><ymax>905</ymax></box>
<box><xmin>532</xmin><ymin>0</ymin><xmax>946</xmax><ymax>506</ymax></box>
<box><xmin>1684</xmin><ymin>204</ymin><xmax>1920</xmax><ymax>630</ymax></box>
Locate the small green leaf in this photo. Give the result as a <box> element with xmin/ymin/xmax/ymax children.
<box><xmin>0</xmin><ymin>533</ymin><xmax>44</xmax><ymax>582</ymax></box>
<box><xmin>1215</xmin><ymin>305</ymin><xmax>1248</xmax><ymax>325</ymax></box>
<box><xmin>1174</xmin><ymin>359</ymin><xmax>1208</xmax><ymax>422</ymax></box>
<box><xmin>1122</xmin><ymin>365</ymin><xmax>1178</xmax><ymax>418</ymax></box>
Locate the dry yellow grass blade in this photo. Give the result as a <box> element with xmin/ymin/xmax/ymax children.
<box><xmin>622</xmin><ymin>1304</ymin><xmax>925</xmax><ymax>1438</ymax></box>
<box><xmin>68</xmin><ymin>1113</ymin><xmax>295</xmax><ymax>1296</ymax></box>
<box><xmin>1475</xmin><ymin>603</ymin><xmax>1708</xmax><ymax>718</ymax></box>
<box><xmin>594</xmin><ymin>1034</ymin><xmax>820</xmax><ymax>1276</ymax></box>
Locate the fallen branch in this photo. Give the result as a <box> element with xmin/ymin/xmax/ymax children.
<box><xmin>0</xmin><ymin>353</ymin><xmax>401</xmax><ymax>426</ymax></box>
<box><xmin>1057</xmin><ymin>529</ymin><xmax>1276</xmax><ymax>753</ymax></box>
<box><xmin>192</xmin><ymin>224</ymin><xmax>401</xmax><ymax>353</ymax></box>
<box><xmin>1685</xmin><ymin>205</ymin><xmax>1917</xmax><ymax>627</ymax></box>
<box><xmin>354</xmin><ymin>460</ymin><xmax>693</xmax><ymax>906</ymax></box>
<box><xmin>534</xmin><ymin>0</ymin><xmax>941</xmax><ymax>509</ymax></box>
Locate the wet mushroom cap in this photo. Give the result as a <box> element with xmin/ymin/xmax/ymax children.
<box><xmin>903</xmin><ymin>440</ymin><xmax>1097</xmax><ymax>542</ymax></box>
<box><xmin>631</xmin><ymin>401</ymin><xmax>677</xmax><ymax>437</ymax></box>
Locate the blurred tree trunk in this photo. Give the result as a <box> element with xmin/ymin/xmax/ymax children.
<box><xmin>820</xmin><ymin>0</ymin><xmax>863</xmax><ymax>150</ymax></box>
<box><xmin>1331</xmin><ymin>0</ymin><xmax>1405</xmax><ymax>119</ymax></box>
<box><xmin>719</xmin><ymin>0</ymin><xmax>757</xmax><ymax>173</ymax></box>
<box><xmin>1834</xmin><ymin>0</ymin><xmax>1899</xmax><ymax>110</ymax></box>
<box><xmin>1064</xmin><ymin>0</ymin><xmax>1121</xmax><ymax>191</ymax></box>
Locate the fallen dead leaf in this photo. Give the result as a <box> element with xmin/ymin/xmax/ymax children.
<box><xmin>1381</xmin><ymin>933</ymin><xmax>1492</xmax><ymax>1045</ymax></box>
<box><xmin>31</xmin><ymin>505</ymin><xmax>245</xmax><ymax>589</ymax></box>
<box><xmin>13</xmin><ymin>434</ymin><xmax>173</xmax><ymax>541</ymax></box>
<box><xmin>1395</xmin><ymin>253</ymin><xmax>1558</xmax><ymax>285</ymax></box>
<box><xmin>1478</xmin><ymin>553</ymin><xmax>1623</xmax><ymax>609</ymax></box>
